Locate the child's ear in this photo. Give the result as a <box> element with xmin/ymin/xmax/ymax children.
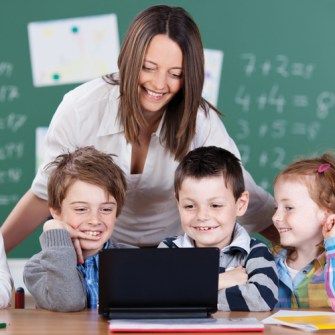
<box><xmin>236</xmin><ymin>191</ymin><xmax>249</xmax><ymax>216</ymax></box>
<box><xmin>322</xmin><ymin>213</ymin><xmax>335</xmax><ymax>239</ymax></box>
<box><xmin>49</xmin><ymin>207</ymin><xmax>62</xmax><ymax>220</ymax></box>
<box><xmin>319</xmin><ymin>209</ymin><xmax>334</xmax><ymax>226</ymax></box>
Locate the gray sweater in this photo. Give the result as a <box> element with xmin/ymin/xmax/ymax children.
<box><xmin>24</xmin><ymin>229</ymin><xmax>93</xmax><ymax>312</ymax></box>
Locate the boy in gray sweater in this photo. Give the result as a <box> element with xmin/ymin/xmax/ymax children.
<box><xmin>23</xmin><ymin>146</ymin><xmax>126</xmax><ymax>311</ymax></box>
<box><xmin>159</xmin><ymin>146</ymin><xmax>278</xmax><ymax>311</ymax></box>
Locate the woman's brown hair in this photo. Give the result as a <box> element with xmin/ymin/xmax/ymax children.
<box><xmin>104</xmin><ymin>5</ymin><xmax>218</xmax><ymax>160</ymax></box>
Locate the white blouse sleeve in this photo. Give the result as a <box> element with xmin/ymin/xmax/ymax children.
<box><xmin>0</xmin><ymin>232</ymin><xmax>13</xmax><ymax>308</ymax></box>
<box><xmin>31</xmin><ymin>90</ymin><xmax>79</xmax><ymax>200</ymax></box>
<box><xmin>193</xmin><ymin>108</ymin><xmax>274</xmax><ymax>232</ymax></box>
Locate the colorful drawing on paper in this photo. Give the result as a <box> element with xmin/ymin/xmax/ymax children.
<box><xmin>28</xmin><ymin>14</ymin><xmax>119</xmax><ymax>87</ymax></box>
<box><xmin>203</xmin><ymin>49</ymin><xmax>224</xmax><ymax>107</ymax></box>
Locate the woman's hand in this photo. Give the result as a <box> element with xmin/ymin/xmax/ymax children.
<box><xmin>218</xmin><ymin>266</ymin><xmax>248</xmax><ymax>290</ymax></box>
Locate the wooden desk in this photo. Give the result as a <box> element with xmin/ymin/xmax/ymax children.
<box><xmin>0</xmin><ymin>308</ymin><xmax>327</xmax><ymax>335</ymax></box>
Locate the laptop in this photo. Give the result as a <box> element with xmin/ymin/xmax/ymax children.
<box><xmin>98</xmin><ymin>248</ymin><xmax>220</xmax><ymax>319</ymax></box>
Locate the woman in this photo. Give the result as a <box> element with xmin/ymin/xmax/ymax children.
<box><xmin>2</xmin><ymin>5</ymin><xmax>274</xmax><ymax>251</ymax></box>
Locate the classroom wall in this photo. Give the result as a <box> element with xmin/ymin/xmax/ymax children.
<box><xmin>1</xmin><ymin>0</ymin><xmax>335</xmax><ymax>257</ymax></box>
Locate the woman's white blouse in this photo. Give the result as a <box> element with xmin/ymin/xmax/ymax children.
<box><xmin>31</xmin><ymin>78</ymin><xmax>274</xmax><ymax>246</ymax></box>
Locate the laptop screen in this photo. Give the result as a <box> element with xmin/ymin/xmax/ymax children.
<box><xmin>99</xmin><ymin>248</ymin><xmax>220</xmax><ymax>318</ymax></box>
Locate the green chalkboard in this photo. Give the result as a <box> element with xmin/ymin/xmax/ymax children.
<box><xmin>1</xmin><ymin>0</ymin><xmax>335</xmax><ymax>257</ymax></box>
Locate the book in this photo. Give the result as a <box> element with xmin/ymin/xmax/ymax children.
<box><xmin>109</xmin><ymin>317</ymin><xmax>264</xmax><ymax>333</ymax></box>
<box><xmin>262</xmin><ymin>310</ymin><xmax>335</xmax><ymax>332</ymax></box>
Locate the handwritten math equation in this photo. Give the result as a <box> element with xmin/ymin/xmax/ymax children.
<box><xmin>231</xmin><ymin>53</ymin><xmax>334</xmax><ymax>190</ymax></box>
<box><xmin>0</xmin><ymin>61</ymin><xmax>25</xmax><ymax>207</ymax></box>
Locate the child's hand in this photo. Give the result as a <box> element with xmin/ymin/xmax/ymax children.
<box><xmin>43</xmin><ymin>219</ymin><xmax>67</xmax><ymax>231</ymax></box>
<box><xmin>72</xmin><ymin>238</ymin><xmax>84</xmax><ymax>265</ymax></box>
<box><xmin>43</xmin><ymin>219</ymin><xmax>100</xmax><ymax>241</ymax></box>
<box><xmin>322</xmin><ymin>214</ymin><xmax>335</xmax><ymax>239</ymax></box>
<box><xmin>42</xmin><ymin>219</ymin><xmax>100</xmax><ymax>264</ymax></box>
<box><xmin>218</xmin><ymin>266</ymin><xmax>248</xmax><ymax>290</ymax></box>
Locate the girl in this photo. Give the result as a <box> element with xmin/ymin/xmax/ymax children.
<box><xmin>273</xmin><ymin>153</ymin><xmax>335</xmax><ymax>309</ymax></box>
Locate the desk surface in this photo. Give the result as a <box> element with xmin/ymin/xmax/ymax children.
<box><xmin>0</xmin><ymin>308</ymin><xmax>326</xmax><ymax>335</ymax></box>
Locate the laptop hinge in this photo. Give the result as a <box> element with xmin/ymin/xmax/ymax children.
<box><xmin>107</xmin><ymin>307</ymin><xmax>210</xmax><ymax>319</ymax></box>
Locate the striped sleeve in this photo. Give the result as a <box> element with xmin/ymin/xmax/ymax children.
<box><xmin>324</xmin><ymin>237</ymin><xmax>335</xmax><ymax>311</ymax></box>
<box><xmin>218</xmin><ymin>239</ymin><xmax>278</xmax><ymax>311</ymax></box>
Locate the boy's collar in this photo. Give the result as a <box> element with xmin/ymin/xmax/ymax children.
<box><xmin>174</xmin><ymin>223</ymin><xmax>251</xmax><ymax>254</ymax></box>
<box><xmin>221</xmin><ymin>223</ymin><xmax>250</xmax><ymax>255</ymax></box>
<box><xmin>173</xmin><ymin>234</ymin><xmax>195</xmax><ymax>248</ymax></box>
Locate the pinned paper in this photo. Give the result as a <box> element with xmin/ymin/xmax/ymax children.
<box><xmin>203</xmin><ymin>49</ymin><xmax>224</xmax><ymax>106</ymax></box>
<box><xmin>28</xmin><ymin>14</ymin><xmax>119</xmax><ymax>87</ymax></box>
<box><xmin>35</xmin><ymin>127</ymin><xmax>48</xmax><ymax>172</ymax></box>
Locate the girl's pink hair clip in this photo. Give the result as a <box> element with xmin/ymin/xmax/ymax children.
<box><xmin>317</xmin><ymin>163</ymin><xmax>331</xmax><ymax>174</ymax></box>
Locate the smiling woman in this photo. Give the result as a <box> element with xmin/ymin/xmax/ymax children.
<box><xmin>2</xmin><ymin>5</ymin><xmax>275</xmax><ymax>253</ymax></box>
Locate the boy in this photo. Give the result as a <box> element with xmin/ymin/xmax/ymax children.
<box><xmin>159</xmin><ymin>146</ymin><xmax>278</xmax><ymax>311</ymax></box>
<box><xmin>23</xmin><ymin>146</ymin><xmax>127</xmax><ymax>312</ymax></box>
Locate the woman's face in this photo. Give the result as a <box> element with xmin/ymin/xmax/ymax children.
<box><xmin>138</xmin><ymin>34</ymin><xmax>183</xmax><ymax>115</ymax></box>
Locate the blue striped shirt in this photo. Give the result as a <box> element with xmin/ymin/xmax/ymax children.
<box><xmin>77</xmin><ymin>241</ymin><xmax>110</xmax><ymax>309</ymax></box>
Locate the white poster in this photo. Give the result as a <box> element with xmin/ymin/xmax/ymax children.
<box><xmin>28</xmin><ymin>14</ymin><xmax>119</xmax><ymax>87</ymax></box>
<box><xmin>203</xmin><ymin>49</ymin><xmax>224</xmax><ymax>106</ymax></box>
<box><xmin>35</xmin><ymin>127</ymin><xmax>48</xmax><ymax>172</ymax></box>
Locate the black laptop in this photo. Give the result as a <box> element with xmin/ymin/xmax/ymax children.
<box><xmin>98</xmin><ymin>248</ymin><xmax>220</xmax><ymax>319</ymax></box>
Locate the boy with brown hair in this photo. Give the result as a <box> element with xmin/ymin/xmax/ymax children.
<box><xmin>23</xmin><ymin>146</ymin><xmax>126</xmax><ymax>312</ymax></box>
<box><xmin>159</xmin><ymin>146</ymin><xmax>278</xmax><ymax>311</ymax></box>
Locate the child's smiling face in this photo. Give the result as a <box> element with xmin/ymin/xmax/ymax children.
<box><xmin>51</xmin><ymin>179</ymin><xmax>117</xmax><ymax>258</ymax></box>
<box><xmin>273</xmin><ymin>177</ymin><xmax>325</xmax><ymax>249</ymax></box>
<box><xmin>177</xmin><ymin>175</ymin><xmax>249</xmax><ymax>249</ymax></box>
